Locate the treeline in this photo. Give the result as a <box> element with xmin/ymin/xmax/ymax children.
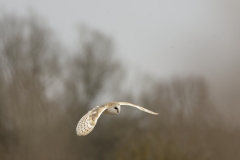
<box><xmin>0</xmin><ymin>13</ymin><xmax>239</xmax><ymax>160</ymax></box>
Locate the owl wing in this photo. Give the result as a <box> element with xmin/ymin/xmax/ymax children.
<box><xmin>76</xmin><ymin>105</ymin><xmax>107</xmax><ymax>136</ymax></box>
<box><xmin>118</xmin><ymin>102</ymin><xmax>159</xmax><ymax>115</ymax></box>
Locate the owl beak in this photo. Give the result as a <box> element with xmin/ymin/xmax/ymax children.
<box><xmin>118</xmin><ymin>107</ymin><xmax>121</xmax><ymax>113</ymax></box>
<box><xmin>116</xmin><ymin>107</ymin><xmax>121</xmax><ymax>113</ymax></box>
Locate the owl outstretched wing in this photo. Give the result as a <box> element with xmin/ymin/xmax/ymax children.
<box><xmin>76</xmin><ymin>105</ymin><xmax>107</xmax><ymax>136</ymax></box>
<box><xmin>118</xmin><ymin>102</ymin><xmax>159</xmax><ymax>115</ymax></box>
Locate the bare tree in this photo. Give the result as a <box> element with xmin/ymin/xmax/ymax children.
<box><xmin>108</xmin><ymin>76</ymin><xmax>239</xmax><ymax>160</ymax></box>
<box><xmin>0</xmin><ymin>14</ymin><xmax>61</xmax><ymax>160</ymax></box>
<box><xmin>52</xmin><ymin>26</ymin><xmax>123</xmax><ymax>160</ymax></box>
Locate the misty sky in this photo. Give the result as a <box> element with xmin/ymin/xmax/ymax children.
<box><xmin>1</xmin><ymin>0</ymin><xmax>240</xmax><ymax>118</ymax></box>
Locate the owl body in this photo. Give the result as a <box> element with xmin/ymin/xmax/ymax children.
<box><xmin>76</xmin><ymin>101</ymin><xmax>158</xmax><ymax>136</ymax></box>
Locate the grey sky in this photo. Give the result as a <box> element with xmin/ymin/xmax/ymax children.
<box><xmin>1</xmin><ymin>0</ymin><xmax>240</xmax><ymax>119</ymax></box>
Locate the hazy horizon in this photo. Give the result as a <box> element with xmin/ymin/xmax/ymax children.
<box><xmin>1</xmin><ymin>0</ymin><xmax>240</xmax><ymax>123</ymax></box>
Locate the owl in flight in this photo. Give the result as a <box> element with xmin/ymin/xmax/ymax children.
<box><xmin>76</xmin><ymin>102</ymin><xmax>158</xmax><ymax>136</ymax></box>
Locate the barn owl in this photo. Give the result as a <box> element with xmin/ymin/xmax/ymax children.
<box><xmin>76</xmin><ymin>102</ymin><xmax>158</xmax><ymax>136</ymax></box>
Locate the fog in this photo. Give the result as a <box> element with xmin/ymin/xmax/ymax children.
<box><xmin>0</xmin><ymin>0</ymin><xmax>240</xmax><ymax>159</ymax></box>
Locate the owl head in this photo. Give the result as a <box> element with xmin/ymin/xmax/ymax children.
<box><xmin>104</xmin><ymin>102</ymin><xmax>121</xmax><ymax>115</ymax></box>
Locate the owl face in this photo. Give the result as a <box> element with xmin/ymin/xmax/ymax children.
<box><xmin>105</xmin><ymin>102</ymin><xmax>121</xmax><ymax>115</ymax></box>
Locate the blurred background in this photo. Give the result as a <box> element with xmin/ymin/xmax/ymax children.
<box><xmin>0</xmin><ymin>0</ymin><xmax>240</xmax><ymax>159</ymax></box>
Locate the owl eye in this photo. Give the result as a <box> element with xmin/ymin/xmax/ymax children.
<box><xmin>114</xmin><ymin>107</ymin><xmax>119</xmax><ymax>113</ymax></box>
